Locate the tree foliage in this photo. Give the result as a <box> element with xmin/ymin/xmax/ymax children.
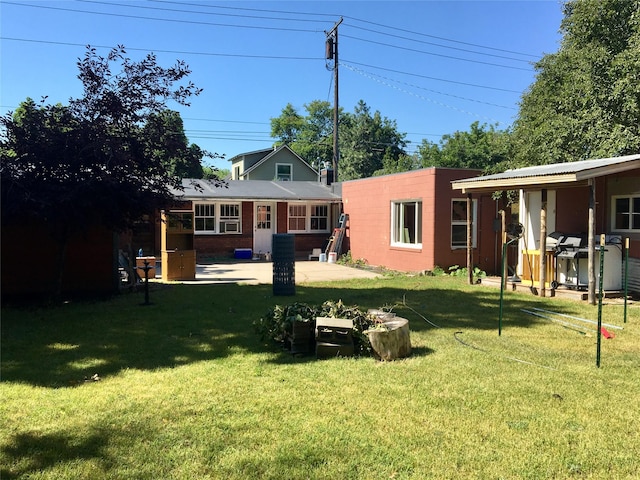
<box><xmin>339</xmin><ymin>100</ymin><xmax>408</xmax><ymax>180</ymax></box>
<box><xmin>0</xmin><ymin>45</ymin><xmax>218</xmax><ymax>296</ymax></box>
<box><xmin>417</xmin><ymin>121</ymin><xmax>512</xmax><ymax>173</ymax></box>
<box><xmin>270</xmin><ymin>99</ymin><xmax>407</xmax><ymax>180</ymax></box>
<box><xmin>142</xmin><ymin>110</ymin><xmax>207</xmax><ymax>179</ymax></box>
<box><xmin>271</xmin><ymin>100</ymin><xmax>334</xmax><ymax>170</ymax></box>
<box><xmin>512</xmin><ymin>0</ymin><xmax>640</xmax><ymax>165</ymax></box>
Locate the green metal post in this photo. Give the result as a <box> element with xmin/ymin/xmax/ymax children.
<box><xmin>596</xmin><ymin>235</ymin><xmax>605</xmax><ymax>368</ymax></box>
<box><xmin>624</xmin><ymin>238</ymin><xmax>629</xmax><ymax>324</ymax></box>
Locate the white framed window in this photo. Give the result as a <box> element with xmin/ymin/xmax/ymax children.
<box><xmin>310</xmin><ymin>205</ymin><xmax>328</xmax><ymax>231</ymax></box>
<box><xmin>276</xmin><ymin>163</ymin><xmax>292</xmax><ymax>181</ymax></box>
<box><xmin>195</xmin><ymin>203</ymin><xmax>216</xmax><ymax>232</ymax></box>
<box><xmin>391</xmin><ymin>200</ymin><xmax>422</xmax><ymax>248</ymax></box>
<box><xmin>287</xmin><ymin>203</ymin><xmax>331</xmax><ymax>233</ymax></box>
<box><xmin>288</xmin><ymin>204</ymin><xmax>307</xmax><ymax>231</ymax></box>
<box><xmin>194</xmin><ymin>202</ymin><xmax>241</xmax><ymax>234</ymax></box>
<box><xmin>451</xmin><ymin>199</ymin><xmax>477</xmax><ymax>249</ymax></box>
<box><xmin>612</xmin><ymin>194</ymin><xmax>640</xmax><ymax>231</ymax></box>
<box><xmin>219</xmin><ymin>203</ymin><xmax>240</xmax><ymax>233</ymax></box>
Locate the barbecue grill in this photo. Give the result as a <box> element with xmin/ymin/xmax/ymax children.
<box><xmin>552</xmin><ymin>232</ymin><xmax>623</xmax><ymax>291</ymax></box>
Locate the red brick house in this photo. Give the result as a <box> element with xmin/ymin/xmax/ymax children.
<box><xmin>156</xmin><ymin>179</ymin><xmax>343</xmax><ymax>259</ymax></box>
<box><xmin>341</xmin><ymin>168</ymin><xmax>498</xmax><ymax>274</ymax></box>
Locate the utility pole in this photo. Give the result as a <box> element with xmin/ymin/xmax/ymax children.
<box><xmin>326</xmin><ymin>17</ymin><xmax>343</xmax><ymax>184</ymax></box>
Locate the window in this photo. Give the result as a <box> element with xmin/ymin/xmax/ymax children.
<box><xmin>613</xmin><ymin>195</ymin><xmax>640</xmax><ymax>231</ymax></box>
<box><xmin>195</xmin><ymin>204</ymin><xmax>216</xmax><ymax>232</ymax></box>
<box><xmin>391</xmin><ymin>200</ymin><xmax>422</xmax><ymax>247</ymax></box>
<box><xmin>288</xmin><ymin>204</ymin><xmax>307</xmax><ymax>231</ymax></box>
<box><xmin>287</xmin><ymin>203</ymin><xmax>331</xmax><ymax>233</ymax></box>
<box><xmin>451</xmin><ymin>199</ymin><xmax>477</xmax><ymax>248</ymax></box>
<box><xmin>194</xmin><ymin>203</ymin><xmax>241</xmax><ymax>234</ymax></box>
<box><xmin>219</xmin><ymin>203</ymin><xmax>240</xmax><ymax>233</ymax></box>
<box><xmin>310</xmin><ymin>205</ymin><xmax>328</xmax><ymax>231</ymax></box>
<box><xmin>276</xmin><ymin>163</ymin><xmax>292</xmax><ymax>181</ymax></box>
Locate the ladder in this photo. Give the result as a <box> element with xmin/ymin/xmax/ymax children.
<box><xmin>325</xmin><ymin>214</ymin><xmax>348</xmax><ymax>255</ymax></box>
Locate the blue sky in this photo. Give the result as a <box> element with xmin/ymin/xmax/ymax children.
<box><xmin>1</xmin><ymin>1</ymin><xmax>564</xmax><ymax>170</ymax></box>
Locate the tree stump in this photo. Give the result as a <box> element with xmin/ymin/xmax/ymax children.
<box><xmin>367</xmin><ymin>317</ymin><xmax>411</xmax><ymax>361</ymax></box>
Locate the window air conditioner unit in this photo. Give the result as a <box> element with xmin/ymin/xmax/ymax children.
<box><xmin>220</xmin><ymin>221</ymin><xmax>239</xmax><ymax>233</ymax></box>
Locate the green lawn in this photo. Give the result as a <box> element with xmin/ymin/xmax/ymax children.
<box><xmin>2</xmin><ymin>275</ymin><xmax>639</xmax><ymax>479</ymax></box>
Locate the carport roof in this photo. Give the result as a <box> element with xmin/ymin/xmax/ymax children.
<box><xmin>451</xmin><ymin>153</ymin><xmax>640</xmax><ymax>193</ymax></box>
<box><xmin>175</xmin><ymin>179</ymin><xmax>342</xmax><ymax>202</ymax></box>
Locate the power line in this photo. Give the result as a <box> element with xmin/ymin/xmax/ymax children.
<box><xmin>343</xmin><ymin>64</ymin><xmax>516</xmax><ymax>110</ymax></box>
<box><xmin>343</xmin><ymin>22</ymin><xmax>537</xmax><ymax>63</ymax></box>
<box><xmin>341</xmin><ymin>15</ymin><xmax>541</xmax><ymax>59</ymax></box>
<box><xmin>80</xmin><ymin>0</ymin><xmax>332</xmax><ymax>25</ymax></box>
<box><xmin>151</xmin><ymin>0</ymin><xmax>541</xmax><ymax>60</ymax></box>
<box><xmin>341</xmin><ymin>60</ymin><xmax>522</xmax><ymax>93</ymax></box>
<box><xmin>3</xmin><ymin>1</ymin><xmax>322</xmax><ymax>33</ymax></box>
<box><xmin>1</xmin><ymin>37</ymin><xmax>521</xmax><ymax>96</ymax></box>
<box><xmin>342</xmin><ymin>34</ymin><xmax>532</xmax><ymax>72</ymax></box>
<box><xmin>0</xmin><ymin>37</ymin><xmax>322</xmax><ymax>61</ymax></box>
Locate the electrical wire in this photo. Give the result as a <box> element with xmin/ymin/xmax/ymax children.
<box><xmin>342</xmin><ymin>34</ymin><xmax>532</xmax><ymax>72</ymax></box>
<box><xmin>453</xmin><ymin>331</ymin><xmax>557</xmax><ymax>370</ymax></box>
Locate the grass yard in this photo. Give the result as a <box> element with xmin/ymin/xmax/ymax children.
<box><xmin>2</xmin><ymin>274</ymin><xmax>639</xmax><ymax>479</ymax></box>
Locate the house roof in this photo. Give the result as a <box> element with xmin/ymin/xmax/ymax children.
<box><xmin>241</xmin><ymin>144</ymin><xmax>317</xmax><ymax>178</ymax></box>
<box><xmin>451</xmin><ymin>153</ymin><xmax>640</xmax><ymax>193</ymax></box>
<box><xmin>227</xmin><ymin>147</ymin><xmax>273</xmax><ymax>164</ymax></box>
<box><xmin>175</xmin><ymin>179</ymin><xmax>342</xmax><ymax>202</ymax></box>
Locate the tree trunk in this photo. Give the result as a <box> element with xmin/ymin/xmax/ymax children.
<box><xmin>367</xmin><ymin>318</ymin><xmax>411</xmax><ymax>361</ymax></box>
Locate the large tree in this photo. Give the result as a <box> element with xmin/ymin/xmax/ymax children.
<box><xmin>270</xmin><ymin>100</ymin><xmax>334</xmax><ymax>170</ymax></box>
<box><xmin>142</xmin><ymin>109</ymin><xmax>208</xmax><ymax>179</ymax></box>
<box><xmin>512</xmin><ymin>0</ymin><xmax>640</xmax><ymax>166</ymax></box>
<box><xmin>0</xmin><ymin>45</ymin><xmax>216</xmax><ymax>296</ymax></box>
<box><xmin>270</xmin><ymin>99</ymin><xmax>407</xmax><ymax>179</ymax></box>
<box><xmin>338</xmin><ymin>100</ymin><xmax>407</xmax><ymax>180</ymax></box>
<box><xmin>417</xmin><ymin>121</ymin><xmax>512</xmax><ymax>173</ymax></box>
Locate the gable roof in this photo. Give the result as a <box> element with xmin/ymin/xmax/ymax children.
<box><xmin>228</xmin><ymin>147</ymin><xmax>274</xmax><ymax>166</ymax></box>
<box><xmin>240</xmin><ymin>144</ymin><xmax>317</xmax><ymax>178</ymax></box>
<box><xmin>451</xmin><ymin>154</ymin><xmax>640</xmax><ymax>193</ymax></box>
<box><xmin>176</xmin><ymin>179</ymin><xmax>341</xmax><ymax>202</ymax></box>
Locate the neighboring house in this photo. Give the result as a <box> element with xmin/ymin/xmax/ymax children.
<box><xmin>157</xmin><ymin>179</ymin><xmax>343</xmax><ymax>259</ymax></box>
<box><xmin>229</xmin><ymin>144</ymin><xmax>319</xmax><ymax>181</ymax></box>
<box><xmin>452</xmin><ymin>154</ymin><xmax>640</xmax><ymax>298</ymax></box>
<box><xmin>341</xmin><ymin>168</ymin><xmax>499</xmax><ymax>274</ymax></box>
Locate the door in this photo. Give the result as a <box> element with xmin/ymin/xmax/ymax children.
<box><xmin>254</xmin><ymin>203</ymin><xmax>275</xmax><ymax>255</ymax></box>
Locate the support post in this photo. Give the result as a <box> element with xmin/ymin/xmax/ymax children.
<box><xmin>588</xmin><ymin>181</ymin><xmax>596</xmax><ymax>305</ymax></box>
<box><xmin>467</xmin><ymin>193</ymin><xmax>473</xmax><ymax>285</ymax></box>
<box><xmin>539</xmin><ymin>189</ymin><xmax>547</xmax><ymax>297</ymax></box>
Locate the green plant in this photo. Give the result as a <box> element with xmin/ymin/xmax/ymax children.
<box><xmin>337</xmin><ymin>250</ymin><xmax>368</xmax><ymax>268</ymax></box>
<box><xmin>447</xmin><ymin>265</ymin><xmax>487</xmax><ymax>278</ymax></box>
<box><xmin>254</xmin><ymin>299</ymin><xmax>379</xmax><ymax>356</ymax></box>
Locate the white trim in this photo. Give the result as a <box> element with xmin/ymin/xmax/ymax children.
<box><xmin>611</xmin><ymin>193</ymin><xmax>640</xmax><ymax>232</ymax></box>
<box><xmin>451</xmin><ymin>198</ymin><xmax>477</xmax><ymax>249</ymax></box>
<box><xmin>287</xmin><ymin>202</ymin><xmax>331</xmax><ymax>233</ymax></box>
<box><xmin>275</xmin><ymin>163</ymin><xmax>293</xmax><ymax>181</ymax></box>
<box><xmin>194</xmin><ymin>201</ymin><xmax>242</xmax><ymax>234</ymax></box>
<box><xmin>390</xmin><ymin>199</ymin><xmax>423</xmax><ymax>248</ymax></box>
